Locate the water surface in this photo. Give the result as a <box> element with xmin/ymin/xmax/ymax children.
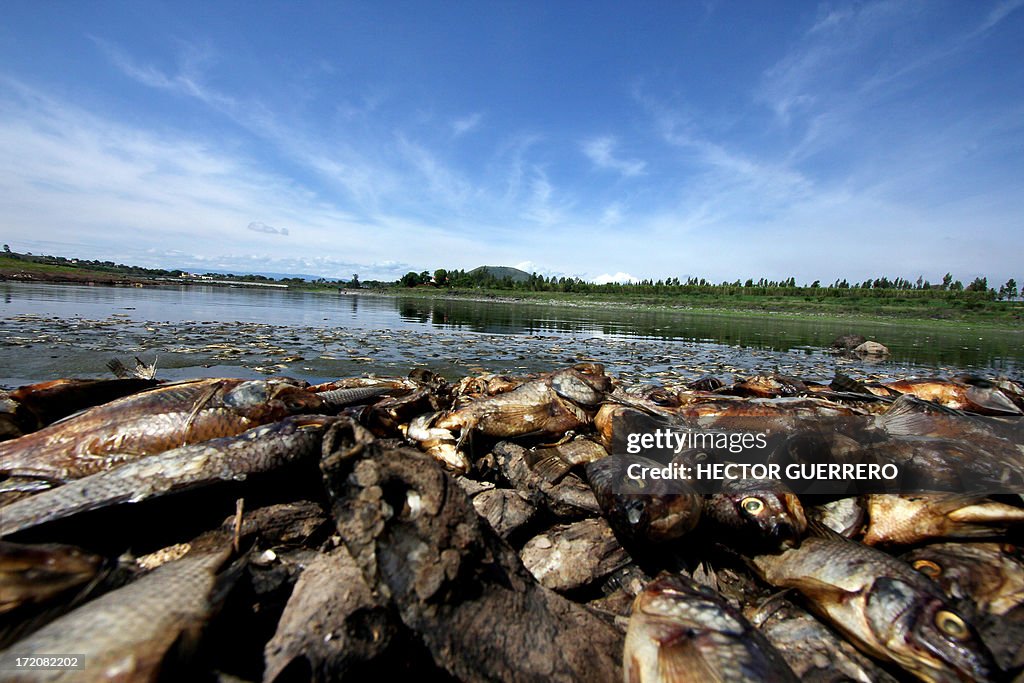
<box><xmin>2</xmin><ymin>282</ymin><xmax>1021</xmax><ymax>388</ymax></box>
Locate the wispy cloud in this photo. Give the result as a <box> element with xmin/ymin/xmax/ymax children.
<box><xmin>247</xmin><ymin>221</ymin><xmax>289</xmax><ymax>236</ymax></box>
<box><xmin>451</xmin><ymin>112</ymin><xmax>483</xmax><ymax>137</ymax></box>
<box><xmin>581</xmin><ymin>136</ymin><xmax>646</xmax><ymax>177</ymax></box>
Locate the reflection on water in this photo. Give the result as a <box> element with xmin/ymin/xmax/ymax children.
<box><xmin>395</xmin><ymin>297</ymin><xmax>1023</xmax><ymax>373</ymax></box>
<box><xmin>1</xmin><ymin>282</ymin><xmax>1021</xmax><ymax>374</ymax></box>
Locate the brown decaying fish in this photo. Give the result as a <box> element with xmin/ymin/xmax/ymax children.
<box><xmin>881</xmin><ymin>378</ymin><xmax>1023</xmax><ymax>416</ymax></box>
<box><xmin>0</xmin><ymin>415</ymin><xmax>340</xmax><ymax>537</ymax></box>
<box><xmin>434</xmin><ymin>364</ymin><xmax>611</xmax><ymax>439</ymax></box>
<box><xmin>752</xmin><ymin>536</ymin><xmax>998</xmax><ymax>683</ymax></box>
<box><xmin>0</xmin><ymin>542</ymin><xmax>103</xmax><ymax>615</ymax></box>
<box><xmin>745</xmin><ymin>595</ymin><xmax>901</xmax><ymax>683</ymax></box>
<box><xmin>5</xmin><ymin>378</ymin><xmax>159</xmax><ymax>435</ymax></box>
<box><xmin>0</xmin><ymin>378</ymin><xmax>325</xmax><ymax>484</ymax></box>
<box><xmin>586</xmin><ymin>455</ymin><xmax>703</xmax><ymax>543</ymax></box>
<box><xmin>0</xmin><ymin>537</ymin><xmax>234</xmax><ymax>682</ymax></box>
<box><xmin>524</xmin><ymin>437</ymin><xmax>608</xmax><ymax>483</ymax></box>
<box><xmin>624</xmin><ymin>574</ymin><xmax>799</xmax><ymax>682</ymax></box>
<box><xmin>863</xmin><ymin>494</ymin><xmax>1024</xmax><ymax>546</ymax></box>
<box><xmin>902</xmin><ymin>542</ymin><xmax>1024</xmax><ymax>617</ymax></box>
<box><xmin>701</xmin><ymin>478</ymin><xmax>807</xmax><ymax>550</ymax></box>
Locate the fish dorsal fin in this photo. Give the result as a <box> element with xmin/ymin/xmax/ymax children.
<box><xmin>877</xmin><ymin>395</ymin><xmax>964</xmax><ymax>436</ymax></box>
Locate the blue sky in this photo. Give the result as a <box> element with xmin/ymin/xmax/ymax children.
<box><xmin>1</xmin><ymin>1</ymin><xmax>1022</xmax><ymax>285</ymax></box>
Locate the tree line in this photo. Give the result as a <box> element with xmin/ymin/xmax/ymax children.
<box><xmin>399</xmin><ymin>266</ymin><xmax>1020</xmax><ymax>301</ymax></box>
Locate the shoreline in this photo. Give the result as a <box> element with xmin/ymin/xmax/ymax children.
<box><xmin>3</xmin><ymin>269</ymin><xmax>1022</xmax><ymax>331</ymax></box>
<box><xmin>355</xmin><ymin>287</ymin><xmax>1024</xmax><ymax>332</ymax></box>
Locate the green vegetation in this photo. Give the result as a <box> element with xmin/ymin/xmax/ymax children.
<box><xmin>2</xmin><ymin>248</ymin><xmax>1020</xmax><ymax>325</ymax></box>
<box><xmin>396</xmin><ymin>266</ymin><xmax>1023</xmax><ymax>325</ymax></box>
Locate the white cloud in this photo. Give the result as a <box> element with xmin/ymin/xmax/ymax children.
<box><xmin>592</xmin><ymin>272</ymin><xmax>639</xmax><ymax>285</ymax></box>
<box><xmin>581</xmin><ymin>136</ymin><xmax>646</xmax><ymax>177</ymax></box>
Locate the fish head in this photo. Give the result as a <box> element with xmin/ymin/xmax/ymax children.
<box><xmin>710</xmin><ymin>482</ymin><xmax>808</xmax><ymax>550</ymax></box>
<box><xmin>866</xmin><ymin>577</ymin><xmax>997</xmax><ymax>683</ymax></box>
<box><xmin>587</xmin><ymin>457</ymin><xmax>702</xmax><ymax>543</ymax></box>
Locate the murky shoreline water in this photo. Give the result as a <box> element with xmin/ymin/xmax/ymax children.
<box><xmin>2</xmin><ymin>311</ymin><xmax>1020</xmax><ymax>390</ymax></box>
<box><xmin>1</xmin><ymin>282</ymin><xmax>1021</xmax><ymax>388</ymax></box>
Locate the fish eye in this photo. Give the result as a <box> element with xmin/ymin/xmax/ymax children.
<box><xmin>912</xmin><ymin>559</ymin><xmax>942</xmax><ymax>579</ymax></box>
<box><xmin>626</xmin><ymin>500</ymin><xmax>645</xmax><ymax>525</ymax></box>
<box><xmin>741</xmin><ymin>497</ymin><xmax>764</xmax><ymax>515</ymax></box>
<box><xmin>935</xmin><ymin>610</ymin><xmax>969</xmax><ymax>640</ymax></box>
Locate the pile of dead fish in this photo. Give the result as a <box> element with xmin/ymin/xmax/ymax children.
<box><xmin>0</xmin><ymin>363</ymin><xmax>1023</xmax><ymax>682</ymax></box>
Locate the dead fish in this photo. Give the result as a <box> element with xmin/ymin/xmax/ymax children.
<box><xmin>525</xmin><ymin>437</ymin><xmax>608</xmax><ymax>483</ymax></box>
<box><xmin>716</xmin><ymin>374</ymin><xmax>808</xmax><ymax>398</ymax></box>
<box><xmin>875</xmin><ymin>394</ymin><xmax>1023</xmax><ymax>448</ymax></box>
<box><xmin>314</xmin><ymin>384</ymin><xmax>401</xmax><ymax>407</ymax></box>
<box><xmin>863</xmin><ymin>494</ymin><xmax>1024</xmax><ymax>546</ymax></box>
<box><xmin>745</xmin><ymin>595</ymin><xmax>900</xmax><ymax>683</ymax></box>
<box><xmin>435</xmin><ymin>364</ymin><xmax>611</xmax><ymax>440</ymax></box>
<box><xmin>902</xmin><ymin>543</ymin><xmax>1024</xmax><ymax>617</ymax></box>
<box><xmin>471</xmin><ymin>488</ymin><xmax>536</xmax><ymax>538</ymax></box>
<box><xmin>0</xmin><ymin>377</ymin><xmax>326</xmax><ymax>485</ymax></box>
<box><xmin>452</xmin><ymin>372</ymin><xmax>523</xmax><ymax>398</ymax></box>
<box><xmin>307</xmin><ymin>376</ymin><xmax>416</xmax><ymax>394</ymax></box>
<box><xmin>5</xmin><ymin>378</ymin><xmax>159</xmax><ymax>435</ymax></box>
<box><xmin>624</xmin><ymin>574</ymin><xmax>799</xmax><ymax>682</ymax></box>
<box><xmin>405</xmin><ymin>412</ymin><xmax>467</xmax><ymax>473</ymax></box>
<box><xmin>0</xmin><ymin>536</ymin><xmax>236</xmax><ymax>681</ymax></box>
<box><xmin>806</xmin><ymin>496</ymin><xmax>865</xmax><ymax>538</ymax></box>
<box><xmin>0</xmin><ymin>394</ymin><xmax>23</xmax><ymax>442</ymax></box>
<box><xmin>701</xmin><ymin>478</ymin><xmax>807</xmax><ymax>550</ymax></box>
<box><xmin>0</xmin><ymin>415</ymin><xmax>340</xmax><ymax>537</ymax></box>
<box><xmin>0</xmin><ymin>542</ymin><xmax>103</xmax><ymax>615</ymax></box>
<box><xmin>594</xmin><ymin>403</ymin><xmax>668</xmax><ymax>451</ymax></box>
<box><xmin>519</xmin><ymin>518</ymin><xmax>631</xmax><ymax>592</ymax></box>
<box><xmin>586</xmin><ymin>455</ymin><xmax>702</xmax><ymax>543</ymax></box>
<box><xmin>686</xmin><ymin>376</ymin><xmax>724</xmax><ymax>392</ymax></box>
<box><xmin>752</xmin><ymin>535</ymin><xmax>998</xmax><ymax>682</ymax></box>
<box><xmin>882</xmin><ymin>378</ymin><xmax>1023</xmax><ymax>416</ymax></box>
<box><xmin>493</xmin><ymin>441</ymin><xmax>600</xmax><ymax>518</ymax></box>
<box><xmin>106</xmin><ymin>356</ymin><xmax>158</xmax><ymax>380</ymax></box>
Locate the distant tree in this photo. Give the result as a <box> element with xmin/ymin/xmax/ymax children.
<box><xmin>348</xmin><ymin>274</ymin><xmax>361</xmax><ymax>289</ymax></box>
<box><xmin>942</xmin><ymin>272</ymin><xmax>953</xmax><ymax>290</ymax></box>
<box><xmin>1002</xmin><ymin>278</ymin><xmax>1018</xmax><ymax>300</ymax></box>
<box><xmin>2</xmin><ymin>244</ymin><xmax>9</xmax><ymax>253</ymax></box>
<box><xmin>950</xmin><ymin>280</ymin><xmax>964</xmax><ymax>291</ymax></box>
<box><xmin>810</xmin><ymin>280</ymin><xmax>820</xmax><ymax>288</ymax></box>
<box><xmin>433</xmin><ymin>268</ymin><xmax>448</xmax><ymax>287</ymax></box>
<box><xmin>400</xmin><ymin>271</ymin><xmax>421</xmax><ymax>287</ymax></box>
<box><xmin>966</xmin><ymin>276</ymin><xmax>988</xmax><ymax>293</ymax></box>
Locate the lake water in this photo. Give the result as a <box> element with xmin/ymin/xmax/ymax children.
<box><xmin>1</xmin><ymin>281</ymin><xmax>1021</xmax><ymax>388</ymax></box>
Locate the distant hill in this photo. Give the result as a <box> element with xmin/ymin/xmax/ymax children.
<box><xmin>468</xmin><ymin>265</ymin><xmax>532</xmax><ymax>283</ymax></box>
